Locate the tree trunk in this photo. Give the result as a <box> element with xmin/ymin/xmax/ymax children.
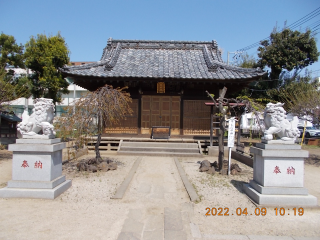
<box><xmin>218</xmin><ymin>87</ymin><xmax>227</xmax><ymax>171</ymax></box>
<box><xmin>95</xmin><ymin>114</ymin><xmax>102</xmax><ymax>162</ymax></box>
<box><xmin>237</xmin><ymin>114</ymin><xmax>242</xmax><ymax>147</ymax></box>
<box><xmin>95</xmin><ymin>133</ymin><xmax>102</xmax><ymax>162</ymax></box>
<box><xmin>218</xmin><ymin>113</ymin><xmax>225</xmax><ymax>171</ymax></box>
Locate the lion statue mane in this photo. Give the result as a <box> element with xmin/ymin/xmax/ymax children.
<box><xmin>263</xmin><ymin>102</ymin><xmax>300</xmax><ymax>141</ymax></box>
<box><xmin>17</xmin><ymin>98</ymin><xmax>56</xmax><ymax>138</ymax></box>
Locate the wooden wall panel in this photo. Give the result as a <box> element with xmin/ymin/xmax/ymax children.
<box><xmin>141</xmin><ymin>96</ymin><xmax>151</xmax><ymax>134</ymax></box>
<box><xmin>104</xmin><ymin>99</ymin><xmax>138</xmax><ymax>134</ymax></box>
<box><xmin>183</xmin><ymin>100</ymin><xmax>210</xmax><ymax>135</ymax></box>
<box><xmin>171</xmin><ymin>96</ymin><xmax>180</xmax><ymax>135</ymax></box>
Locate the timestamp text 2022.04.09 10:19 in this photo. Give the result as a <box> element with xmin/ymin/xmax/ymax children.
<box><xmin>205</xmin><ymin>207</ymin><xmax>304</xmax><ymax>216</ymax></box>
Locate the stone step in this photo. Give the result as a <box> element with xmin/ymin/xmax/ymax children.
<box><xmin>121</xmin><ymin>142</ymin><xmax>198</xmax><ymax>148</ymax></box>
<box><xmin>117</xmin><ymin>151</ymin><xmax>202</xmax><ymax>157</ymax></box>
<box><xmin>120</xmin><ymin>146</ymin><xmax>200</xmax><ymax>153</ymax></box>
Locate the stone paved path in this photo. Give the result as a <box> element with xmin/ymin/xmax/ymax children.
<box><xmin>116</xmin><ymin>156</ymin><xmax>197</xmax><ymax>240</ymax></box>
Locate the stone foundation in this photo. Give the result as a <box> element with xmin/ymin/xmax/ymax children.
<box><xmin>0</xmin><ymin>138</ymin><xmax>71</xmax><ymax>199</ymax></box>
<box><xmin>243</xmin><ymin>140</ymin><xmax>318</xmax><ymax>206</ymax></box>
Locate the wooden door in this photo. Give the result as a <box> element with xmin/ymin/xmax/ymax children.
<box><xmin>159</xmin><ymin>96</ymin><xmax>170</xmax><ymax>127</ymax></box>
<box><xmin>141</xmin><ymin>96</ymin><xmax>180</xmax><ymax>135</ymax></box>
<box><xmin>151</xmin><ymin>96</ymin><xmax>161</xmax><ymax>126</ymax></box>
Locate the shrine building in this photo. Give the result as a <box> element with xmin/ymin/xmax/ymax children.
<box><xmin>60</xmin><ymin>38</ymin><xmax>265</xmax><ymax>137</ymax></box>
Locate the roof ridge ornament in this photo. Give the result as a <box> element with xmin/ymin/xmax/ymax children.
<box><xmin>202</xmin><ymin>45</ymin><xmax>263</xmax><ymax>73</ymax></box>
<box><xmin>105</xmin><ymin>42</ymin><xmax>122</xmax><ymax>71</ymax></box>
<box><xmin>202</xmin><ymin>45</ymin><xmax>218</xmax><ymax>71</ymax></box>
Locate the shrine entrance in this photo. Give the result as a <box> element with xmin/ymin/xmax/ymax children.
<box><xmin>141</xmin><ymin>96</ymin><xmax>180</xmax><ymax>135</ymax></box>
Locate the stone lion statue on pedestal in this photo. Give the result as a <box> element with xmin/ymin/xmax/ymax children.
<box><xmin>263</xmin><ymin>102</ymin><xmax>300</xmax><ymax>141</ymax></box>
<box><xmin>17</xmin><ymin>98</ymin><xmax>56</xmax><ymax>138</ymax></box>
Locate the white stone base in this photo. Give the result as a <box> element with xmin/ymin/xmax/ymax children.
<box><xmin>7</xmin><ymin>175</ymin><xmax>66</xmax><ymax>189</ymax></box>
<box><xmin>0</xmin><ymin>180</ymin><xmax>71</xmax><ymax>199</ymax></box>
<box><xmin>22</xmin><ymin>134</ymin><xmax>55</xmax><ymax>139</ymax></box>
<box><xmin>261</xmin><ymin>139</ymin><xmax>295</xmax><ymax>144</ymax></box>
<box><xmin>243</xmin><ymin>184</ymin><xmax>318</xmax><ymax>206</ymax></box>
<box><xmin>249</xmin><ymin>180</ymin><xmax>309</xmax><ymax>195</ymax></box>
<box><xmin>1</xmin><ymin>138</ymin><xmax>72</xmax><ymax>200</ymax></box>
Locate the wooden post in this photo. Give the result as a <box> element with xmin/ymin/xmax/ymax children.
<box><xmin>210</xmin><ymin>105</ymin><xmax>213</xmax><ymax>147</ymax></box>
<box><xmin>137</xmin><ymin>96</ymin><xmax>142</xmax><ymax>134</ymax></box>
<box><xmin>180</xmin><ymin>97</ymin><xmax>184</xmax><ymax>135</ymax></box>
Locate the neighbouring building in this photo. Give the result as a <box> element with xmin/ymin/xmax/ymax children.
<box><xmin>8</xmin><ymin>84</ymin><xmax>88</xmax><ymax>118</ymax></box>
<box><xmin>60</xmin><ymin>38</ymin><xmax>266</xmax><ymax>137</ymax></box>
<box><xmin>4</xmin><ymin>64</ymin><xmax>90</xmax><ymax>118</ymax></box>
<box><xmin>240</xmin><ymin>112</ymin><xmax>265</xmax><ymax>134</ymax></box>
<box><xmin>0</xmin><ymin>111</ymin><xmax>21</xmax><ymax>144</ymax></box>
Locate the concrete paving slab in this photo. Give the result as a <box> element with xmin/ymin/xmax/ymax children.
<box><xmin>121</xmin><ymin>218</ymin><xmax>144</xmax><ymax>234</ymax></box>
<box><xmin>128</xmin><ymin>209</ymin><xmax>145</xmax><ymax>221</ymax></box>
<box><xmin>202</xmin><ymin>234</ymin><xmax>250</xmax><ymax>239</ymax></box>
<box><xmin>164</xmin><ymin>230</ymin><xmax>187</xmax><ymax>240</ymax></box>
<box><xmin>137</xmin><ymin>183</ymin><xmax>151</xmax><ymax>193</ymax></box>
<box><xmin>292</xmin><ymin>237</ymin><xmax>320</xmax><ymax>240</ymax></box>
<box><xmin>164</xmin><ymin>207</ymin><xmax>183</xmax><ymax>231</ymax></box>
<box><xmin>190</xmin><ymin>222</ymin><xmax>202</xmax><ymax>238</ymax></box>
<box><xmin>142</xmin><ymin>230</ymin><xmax>163</xmax><ymax>240</ymax></box>
<box><xmin>248</xmin><ymin>235</ymin><xmax>294</xmax><ymax>240</ymax></box>
<box><xmin>117</xmin><ymin>232</ymin><xmax>141</xmax><ymax>240</ymax></box>
<box><xmin>150</xmin><ymin>185</ymin><xmax>164</xmax><ymax>199</ymax></box>
<box><xmin>144</xmin><ymin>215</ymin><xmax>163</xmax><ymax>231</ymax></box>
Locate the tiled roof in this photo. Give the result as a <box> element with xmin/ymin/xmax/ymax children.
<box><xmin>1</xmin><ymin>112</ymin><xmax>22</xmax><ymax>122</ymax></box>
<box><xmin>61</xmin><ymin>38</ymin><xmax>265</xmax><ymax>80</ymax></box>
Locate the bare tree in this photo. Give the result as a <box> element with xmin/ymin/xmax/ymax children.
<box><xmin>55</xmin><ymin>84</ymin><xmax>132</xmax><ymax>162</ymax></box>
<box><xmin>206</xmin><ymin>88</ymin><xmax>265</xmax><ymax>173</ymax></box>
<box><xmin>276</xmin><ymin>81</ymin><xmax>320</xmax><ymax>124</ymax></box>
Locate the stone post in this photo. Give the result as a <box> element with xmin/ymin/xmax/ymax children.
<box><xmin>243</xmin><ymin>140</ymin><xmax>317</xmax><ymax>206</ymax></box>
<box><xmin>0</xmin><ymin>98</ymin><xmax>72</xmax><ymax>199</ymax></box>
<box><xmin>0</xmin><ymin>138</ymin><xmax>71</xmax><ymax>199</ymax></box>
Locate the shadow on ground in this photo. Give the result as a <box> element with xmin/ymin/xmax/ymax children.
<box><xmin>230</xmin><ymin>179</ymin><xmax>248</xmax><ymax>194</ymax></box>
<box><xmin>305</xmin><ymin>154</ymin><xmax>320</xmax><ymax>167</ymax></box>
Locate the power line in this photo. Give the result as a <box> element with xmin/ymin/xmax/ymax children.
<box><xmin>310</xmin><ymin>69</ymin><xmax>320</xmax><ymax>73</ymax></box>
<box><xmin>312</xmin><ymin>23</ymin><xmax>320</xmax><ymax>30</ymax></box>
<box><xmin>236</xmin><ymin>6</ymin><xmax>320</xmax><ymax>53</ymax></box>
<box><xmin>287</xmin><ymin>7</ymin><xmax>320</xmax><ymax>29</ymax></box>
<box><xmin>307</xmin><ymin>19</ymin><xmax>320</xmax><ymax>28</ymax></box>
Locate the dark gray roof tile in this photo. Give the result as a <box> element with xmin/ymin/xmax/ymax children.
<box><xmin>61</xmin><ymin>39</ymin><xmax>265</xmax><ymax>80</ymax></box>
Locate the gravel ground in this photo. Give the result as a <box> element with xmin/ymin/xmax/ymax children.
<box><xmin>179</xmin><ymin>156</ymin><xmax>320</xmax><ymax>237</ymax></box>
<box><xmin>0</xmin><ymin>151</ymin><xmax>137</xmax><ymax>240</ymax></box>
<box><xmin>0</xmin><ymin>147</ymin><xmax>320</xmax><ymax>239</ymax></box>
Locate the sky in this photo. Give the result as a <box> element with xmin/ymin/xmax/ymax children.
<box><xmin>1</xmin><ymin>0</ymin><xmax>320</xmax><ymax>77</ymax></box>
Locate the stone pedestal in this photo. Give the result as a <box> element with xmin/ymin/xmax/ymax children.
<box><xmin>0</xmin><ymin>138</ymin><xmax>72</xmax><ymax>199</ymax></box>
<box><xmin>243</xmin><ymin>140</ymin><xmax>318</xmax><ymax>206</ymax></box>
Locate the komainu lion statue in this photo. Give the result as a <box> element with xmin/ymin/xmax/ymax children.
<box><xmin>263</xmin><ymin>102</ymin><xmax>300</xmax><ymax>141</ymax></box>
<box><xmin>17</xmin><ymin>98</ymin><xmax>56</xmax><ymax>138</ymax></box>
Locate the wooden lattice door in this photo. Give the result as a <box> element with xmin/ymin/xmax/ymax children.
<box><xmin>141</xmin><ymin>96</ymin><xmax>180</xmax><ymax>135</ymax></box>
